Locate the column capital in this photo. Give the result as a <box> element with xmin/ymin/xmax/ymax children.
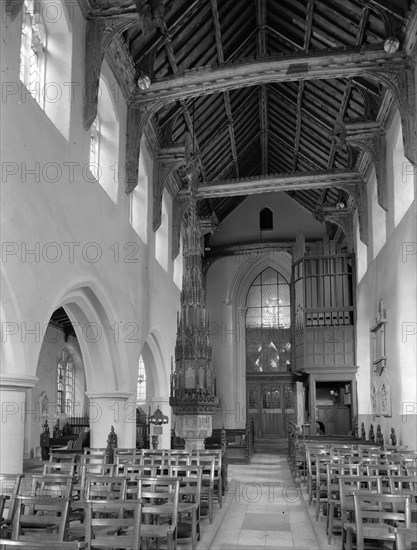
<box><xmin>85</xmin><ymin>391</ymin><xmax>133</xmax><ymax>400</ymax></box>
<box><xmin>0</xmin><ymin>374</ymin><xmax>38</xmax><ymax>390</ymax></box>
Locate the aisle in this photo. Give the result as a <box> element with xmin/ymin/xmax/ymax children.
<box><xmin>204</xmin><ymin>452</ymin><xmax>339</xmax><ymax>550</ymax></box>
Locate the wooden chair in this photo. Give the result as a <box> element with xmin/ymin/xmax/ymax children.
<box><xmin>326</xmin><ymin>463</ymin><xmax>361</xmax><ymax>542</ymax></box>
<box><xmin>195</xmin><ymin>450</ymin><xmax>224</xmax><ymax>506</ymax></box>
<box><xmin>49</xmin><ymin>453</ymin><xmax>77</xmax><ymax>465</ymax></box>
<box><xmin>350</xmin><ymin>491</ymin><xmax>412</xmax><ymax>550</ymax></box>
<box><xmin>85</xmin><ymin>475</ymin><xmax>127</xmax><ymax>501</ymax></box>
<box><xmin>0</xmin><ymin>540</ymin><xmax>87</xmax><ymax>549</ymax></box>
<box><xmin>76</xmin><ymin>463</ymin><xmax>114</xmax><ymax>499</ymax></box>
<box><xmin>190</xmin><ymin>455</ymin><xmax>215</xmax><ymax>523</ymax></box>
<box><xmin>339</xmin><ymin>475</ymin><xmax>383</xmax><ymax>550</ymax></box>
<box><xmin>42</xmin><ymin>462</ymin><xmax>76</xmax><ymax>477</ymax></box>
<box><xmin>394</xmin><ymin>526</ymin><xmax>417</xmax><ymax>550</ymax></box>
<box><xmin>0</xmin><ymin>474</ymin><xmax>24</xmax><ymax>534</ymax></box>
<box><xmin>30</xmin><ymin>474</ymin><xmax>74</xmax><ymax>499</ymax></box>
<box><xmin>169</xmin><ymin>465</ymin><xmax>203</xmax><ymax>550</ymax></box>
<box><xmin>137</xmin><ymin>476</ymin><xmax>179</xmax><ymax>550</ymax></box>
<box><xmin>11</xmin><ymin>496</ymin><xmax>71</xmax><ymax>542</ymax></box>
<box><xmin>305</xmin><ymin>446</ymin><xmax>331</xmax><ymax>505</ymax></box>
<box><xmin>313</xmin><ymin>453</ymin><xmax>333</xmax><ymax>521</ymax></box>
<box><xmin>84</xmin><ymin>499</ymin><xmax>141</xmax><ymax>550</ymax></box>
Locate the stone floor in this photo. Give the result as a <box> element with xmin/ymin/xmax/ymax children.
<box><xmin>198</xmin><ymin>452</ymin><xmax>341</xmax><ymax>550</ymax></box>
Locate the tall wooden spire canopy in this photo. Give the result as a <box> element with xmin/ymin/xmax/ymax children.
<box><xmin>170</xmin><ymin>167</ymin><xmax>219</xmax><ymax>450</ymax></box>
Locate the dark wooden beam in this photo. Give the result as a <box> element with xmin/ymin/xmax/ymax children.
<box><xmin>131</xmin><ymin>49</ymin><xmax>407</xmax><ymax>106</ymax></box>
<box><xmin>160</xmin><ymin>22</ymin><xmax>208</xmax><ymax>182</ymax></box>
<box><xmin>292</xmin><ymin>81</ymin><xmax>305</xmax><ymax>171</ymax></box>
<box><xmin>256</xmin><ymin>0</ymin><xmax>268</xmax><ymax>174</ymax></box>
<box><xmin>177</xmin><ymin>171</ymin><xmax>363</xmax><ymax>198</ymax></box>
<box><xmin>259</xmin><ymin>86</ymin><xmax>269</xmax><ymax>173</ymax></box>
<box><xmin>210</xmin><ymin>0</ymin><xmax>239</xmax><ymax>179</ymax></box>
<box><xmin>356</xmin><ymin>7</ymin><xmax>370</xmax><ymax>47</ymax></box>
<box><xmin>304</xmin><ymin>0</ymin><xmax>315</xmax><ymax>52</ymax></box>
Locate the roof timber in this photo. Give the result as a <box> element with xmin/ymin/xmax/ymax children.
<box><xmin>131</xmin><ymin>49</ymin><xmax>407</xmax><ymax>106</ymax></box>
<box><xmin>256</xmin><ymin>0</ymin><xmax>268</xmax><ymax>173</ymax></box>
<box><xmin>177</xmin><ymin>171</ymin><xmax>363</xmax><ymax>198</ymax></box>
<box><xmin>210</xmin><ymin>0</ymin><xmax>239</xmax><ymax>178</ymax></box>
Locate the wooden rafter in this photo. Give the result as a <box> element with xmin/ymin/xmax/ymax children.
<box><xmin>256</xmin><ymin>0</ymin><xmax>268</xmax><ymax>173</ymax></box>
<box><xmin>304</xmin><ymin>0</ymin><xmax>315</xmax><ymax>52</ymax></box>
<box><xmin>177</xmin><ymin>171</ymin><xmax>363</xmax><ymax>198</ymax></box>
<box><xmin>210</xmin><ymin>0</ymin><xmax>239</xmax><ymax>178</ymax></box>
<box><xmin>131</xmin><ymin>49</ymin><xmax>406</xmax><ymax>106</ymax></box>
<box><xmin>356</xmin><ymin>7</ymin><xmax>370</xmax><ymax>47</ymax></box>
<box><xmin>316</xmin><ymin>81</ymin><xmax>353</xmax><ymax>207</ymax></box>
<box><xmin>160</xmin><ymin>22</ymin><xmax>207</xmax><ymax>182</ymax></box>
<box><xmin>290</xmin><ymin>3</ymin><xmax>316</xmax><ymax>174</ymax></box>
<box><xmin>292</xmin><ymin>81</ymin><xmax>305</xmax><ymax>171</ymax></box>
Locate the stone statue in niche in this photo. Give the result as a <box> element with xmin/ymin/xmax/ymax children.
<box><xmin>390</xmin><ymin>427</ymin><xmax>397</xmax><ymax>446</ymax></box>
<box><xmin>106</xmin><ymin>425</ymin><xmax>118</xmax><ymax>463</ymax></box>
<box><xmin>62</xmin><ymin>422</ymin><xmax>71</xmax><ymax>437</ymax></box>
<box><xmin>53</xmin><ymin>420</ymin><xmax>62</xmax><ymax>438</ymax></box>
<box><xmin>369</xmin><ymin>424</ymin><xmax>375</xmax><ymax>443</ymax></box>
<box><xmin>376</xmin><ymin>424</ymin><xmax>384</xmax><ymax>446</ymax></box>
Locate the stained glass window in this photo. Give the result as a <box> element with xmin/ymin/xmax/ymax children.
<box><xmin>57</xmin><ymin>349</ymin><xmax>74</xmax><ymax>415</ymax></box>
<box><xmin>20</xmin><ymin>0</ymin><xmax>47</xmax><ymax>107</ymax></box>
<box><xmin>245</xmin><ymin>268</ymin><xmax>291</xmax><ymax>373</ymax></box>
<box><xmin>136</xmin><ymin>355</ymin><xmax>147</xmax><ymax>404</ymax></box>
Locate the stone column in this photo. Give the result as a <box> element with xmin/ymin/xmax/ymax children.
<box><xmin>85</xmin><ymin>391</ymin><xmax>135</xmax><ymax>449</ymax></box>
<box><xmin>0</xmin><ymin>373</ymin><xmax>38</xmax><ymax>473</ymax></box>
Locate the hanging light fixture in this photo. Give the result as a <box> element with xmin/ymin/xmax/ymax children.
<box><xmin>383</xmin><ymin>36</ymin><xmax>400</xmax><ymax>53</ymax></box>
<box><xmin>137</xmin><ymin>72</ymin><xmax>151</xmax><ymax>90</ymax></box>
<box><xmin>149</xmin><ymin>406</ymin><xmax>169</xmax><ymax>425</ymax></box>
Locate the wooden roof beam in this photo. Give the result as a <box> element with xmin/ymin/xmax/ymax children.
<box><xmin>292</xmin><ymin>80</ymin><xmax>305</xmax><ymax>171</ymax></box>
<box><xmin>178</xmin><ymin>171</ymin><xmax>363</xmax><ymax>198</ymax></box>
<box><xmin>131</xmin><ymin>49</ymin><xmax>406</xmax><ymax>106</ymax></box>
<box><xmin>160</xmin><ymin>22</ymin><xmax>208</xmax><ymax>182</ymax></box>
<box><xmin>256</xmin><ymin>0</ymin><xmax>268</xmax><ymax>173</ymax></box>
<box><xmin>210</xmin><ymin>0</ymin><xmax>239</xmax><ymax>178</ymax></box>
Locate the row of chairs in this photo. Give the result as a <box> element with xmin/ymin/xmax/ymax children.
<box><xmin>0</xmin><ymin>447</ymin><xmax>226</xmax><ymax>550</ymax></box>
<box><xmin>302</xmin><ymin>443</ymin><xmax>417</xmax><ymax>550</ymax></box>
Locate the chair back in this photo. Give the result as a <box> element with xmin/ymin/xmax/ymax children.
<box><xmin>85</xmin><ymin>475</ymin><xmax>127</xmax><ymax>501</ymax></box>
<box><xmin>353</xmin><ymin>491</ymin><xmax>412</xmax><ymax>550</ymax></box>
<box><xmin>43</xmin><ymin>462</ymin><xmax>76</xmax><ymax>476</ymax></box>
<box><xmin>12</xmin><ymin>495</ymin><xmax>71</xmax><ymax>542</ymax></box>
<box><xmin>30</xmin><ymin>474</ymin><xmax>74</xmax><ymax>499</ymax></box>
<box><xmin>338</xmin><ymin>475</ymin><xmax>383</xmax><ymax>526</ymax></box>
<box><xmin>85</xmin><ymin>500</ymin><xmax>141</xmax><ymax>550</ymax></box>
<box><xmin>0</xmin><ymin>474</ymin><xmax>23</xmax><ymax>524</ymax></box>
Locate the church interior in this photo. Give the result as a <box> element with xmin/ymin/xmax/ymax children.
<box><xmin>1</xmin><ymin>0</ymin><xmax>417</xmax><ymax>547</ymax></box>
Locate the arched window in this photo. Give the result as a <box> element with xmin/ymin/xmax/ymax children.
<box><xmin>245</xmin><ymin>267</ymin><xmax>291</xmax><ymax>372</ymax></box>
<box><xmin>19</xmin><ymin>0</ymin><xmax>73</xmax><ymax>137</ymax></box>
<box><xmin>136</xmin><ymin>355</ymin><xmax>147</xmax><ymax>404</ymax></box>
<box><xmin>20</xmin><ymin>0</ymin><xmax>47</xmax><ymax>107</ymax></box>
<box><xmin>260</xmin><ymin>207</ymin><xmax>273</xmax><ymax>231</ymax></box>
<box><xmin>57</xmin><ymin>349</ymin><xmax>75</xmax><ymax>415</ymax></box>
<box><xmin>89</xmin><ymin>116</ymin><xmax>101</xmax><ymax>180</ymax></box>
<box><xmin>155</xmin><ymin>191</ymin><xmax>169</xmax><ymax>271</ymax></box>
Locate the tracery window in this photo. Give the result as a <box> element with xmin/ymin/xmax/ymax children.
<box><xmin>57</xmin><ymin>349</ymin><xmax>75</xmax><ymax>415</ymax></box>
<box><xmin>136</xmin><ymin>355</ymin><xmax>147</xmax><ymax>404</ymax></box>
<box><xmin>20</xmin><ymin>0</ymin><xmax>47</xmax><ymax>107</ymax></box>
<box><xmin>245</xmin><ymin>267</ymin><xmax>291</xmax><ymax>373</ymax></box>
